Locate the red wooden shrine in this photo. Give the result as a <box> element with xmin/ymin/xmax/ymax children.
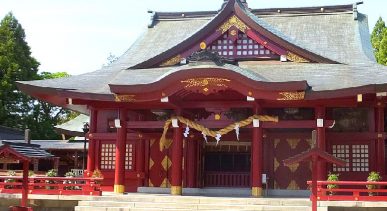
<box><xmin>16</xmin><ymin>0</ymin><xmax>387</xmax><ymax>197</ymax></box>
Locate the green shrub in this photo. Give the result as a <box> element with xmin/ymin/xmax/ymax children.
<box><xmin>45</xmin><ymin>169</ymin><xmax>57</xmax><ymax>177</ymax></box>
<box><xmin>327</xmin><ymin>172</ymin><xmax>340</xmax><ymax>195</ymax></box>
<box><xmin>367</xmin><ymin>171</ymin><xmax>382</xmax><ymax>196</ymax></box>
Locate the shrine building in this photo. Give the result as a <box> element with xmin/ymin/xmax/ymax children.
<box><xmin>17</xmin><ymin>0</ymin><xmax>387</xmax><ymax>197</ymax></box>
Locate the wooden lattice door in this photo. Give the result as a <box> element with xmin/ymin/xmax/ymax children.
<box><xmin>148</xmin><ymin>139</ymin><xmax>171</xmax><ymax>188</ymax></box>
<box><xmin>269</xmin><ymin>132</ymin><xmax>312</xmax><ymax>190</ymax></box>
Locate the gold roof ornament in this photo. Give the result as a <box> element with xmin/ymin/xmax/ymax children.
<box><xmin>114</xmin><ymin>94</ymin><xmax>136</xmax><ymax>102</ymax></box>
<box><xmin>181</xmin><ymin>77</ymin><xmax>230</xmax><ymax>88</ymax></box>
<box><xmin>287</xmin><ymin>52</ymin><xmax>309</xmax><ymax>63</ymax></box>
<box><xmin>218</xmin><ymin>15</ymin><xmax>250</xmax><ymax>34</ymax></box>
<box><xmin>277</xmin><ymin>91</ymin><xmax>305</xmax><ymax>101</ymax></box>
<box><xmin>160</xmin><ymin>55</ymin><xmax>182</xmax><ymax>67</ymax></box>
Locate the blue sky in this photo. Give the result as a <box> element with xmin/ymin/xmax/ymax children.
<box><xmin>1</xmin><ymin>0</ymin><xmax>386</xmax><ymax>75</ymax></box>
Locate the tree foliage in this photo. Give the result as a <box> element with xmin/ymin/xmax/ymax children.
<box><xmin>0</xmin><ymin>12</ymin><xmax>76</xmax><ymax>140</ymax></box>
<box><xmin>0</xmin><ymin>12</ymin><xmax>39</xmax><ymax>128</ymax></box>
<box><xmin>371</xmin><ymin>17</ymin><xmax>387</xmax><ymax>65</ymax></box>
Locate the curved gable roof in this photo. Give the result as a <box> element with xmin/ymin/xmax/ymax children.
<box><xmin>131</xmin><ymin>0</ymin><xmax>336</xmax><ymax>69</ymax></box>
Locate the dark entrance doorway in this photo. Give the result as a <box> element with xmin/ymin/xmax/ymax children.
<box><xmin>203</xmin><ymin>142</ymin><xmax>251</xmax><ymax>187</ymax></box>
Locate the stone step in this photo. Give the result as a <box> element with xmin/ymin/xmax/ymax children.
<box><xmin>76</xmin><ymin>202</ymin><xmax>310</xmax><ymax>211</ymax></box>
<box><xmin>75</xmin><ymin>205</ymin><xmax>310</xmax><ymax>211</ymax></box>
<box><xmin>75</xmin><ymin>206</ymin><xmax>192</xmax><ymax>211</ymax></box>
<box><xmin>79</xmin><ymin>199</ymin><xmax>310</xmax><ymax>207</ymax></box>
<box><xmin>76</xmin><ymin>194</ymin><xmax>311</xmax><ymax>211</ymax></box>
<box><xmin>86</xmin><ymin>195</ymin><xmax>310</xmax><ymax>206</ymax></box>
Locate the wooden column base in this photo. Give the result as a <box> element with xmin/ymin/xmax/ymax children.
<box><xmin>114</xmin><ymin>184</ymin><xmax>125</xmax><ymax>194</ymax></box>
<box><xmin>171</xmin><ymin>186</ymin><xmax>182</xmax><ymax>195</ymax></box>
<box><xmin>252</xmin><ymin>187</ymin><xmax>263</xmax><ymax>197</ymax></box>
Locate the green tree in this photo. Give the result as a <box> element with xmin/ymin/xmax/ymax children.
<box><xmin>371</xmin><ymin>17</ymin><xmax>387</xmax><ymax>64</ymax></box>
<box><xmin>0</xmin><ymin>13</ymin><xmax>77</xmax><ymax>139</ymax></box>
<box><xmin>0</xmin><ymin>12</ymin><xmax>39</xmax><ymax>128</ymax></box>
<box><xmin>24</xmin><ymin>72</ymin><xmax>77</xmax><ymax>139</ymax></box>
<box><xmin>378</xmin><ymin>30</ymin><xmax>387</xmax><ymax>65</ymax></box>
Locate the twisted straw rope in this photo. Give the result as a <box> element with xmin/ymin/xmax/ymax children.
<box><xmin>159</xmin><ymin>115</ymin><xmax>278</xmax><ymax>151</ymax></box>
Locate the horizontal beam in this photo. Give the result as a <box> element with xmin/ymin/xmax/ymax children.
<box><xmin>124</xmin><ymin>120</ymin><xmax>335</xmax><ymax>129</ymax></box>
<box><xmin>178</xmin><ymin>101</ymin><xmax>255</xmax><ymax>108</ymax></box>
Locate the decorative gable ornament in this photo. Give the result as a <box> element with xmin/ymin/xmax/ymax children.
<box><xmin>217</xmin><ymin>15</ymin><xmax>250</xmax><ymax>34</ymax></box>
<box><xmin>187</xmin><ymin>49</ymin><xmax>230</xmax><ymax>66</ymax></box>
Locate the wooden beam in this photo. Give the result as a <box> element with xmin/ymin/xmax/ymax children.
<box><xmin>178</xmin><ymin>101</ymin><xmax>254</xmax><ymax>108</ymax></box>
<box><xmin>124</xmin><ymin>120</ymin><xmax>335</xmax><ymax>129</ymax></box>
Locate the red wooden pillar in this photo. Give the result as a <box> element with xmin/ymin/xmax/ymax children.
<box><xmin>170</xmin><ymin>121</ymin><xmax>183</xmax><ymax>195</ymax></box>
<box><xmin>315</xmin><ymin>107</ymin><xmax>326</xmax><ymax>181</ymax></box>
<box><xmin>376</xmin><ymin>102</ymin><xmax>385</xmax><ymax>175</ymax></box>
<box><xmin>136</xmin><ymin>140</ymin><xmax>145</xmax><ymax>186</ymax></box>
<box><xmin>87</xmin><ymin>108</ymin><xmax>98</xmax><ymax>173</ymax></box>
<box><xmin>114</xmin><ymin>108</ymin><xmax>127</xmax><ymax>194</ymax></box>
<box><xmin>186</xmin><ymin>139</ymin><xmax>197</xmax><ymax>188</ymax></box>
<box><xmin>21</xmin><ymin>160</ymin><xmax>29</xmax><ymax>207</ymax></box>
<box><xmin>311</xmin><ymin>157</ymin><xmax>318</xmax><ymax>211</ymax></box>
<box><xmin>251</xmin><ymin>106</ymin><xmax>263</xmax><ymax>197</ymax></box>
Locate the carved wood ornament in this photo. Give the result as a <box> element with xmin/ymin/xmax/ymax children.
<box><xmin>218</xmin><ymin>15</ymin><xmax>250</xmax><ymax>34</ymax></box>
<box><xmin>114</xmin><ymin>94</ymin><xmax>136</xmax><ymax>102</ymax></box>
<box><xmin>160</xmin><ymin>55</ymin><xmax>182</xmax><ymax>67</ymax></box>
<box><xmin>286</xmin><ymin>52</ymin><xmax>309</xmax><ymax>63</ymax></box>
<box><xmin>277</xmin><ymin>92</ymin><xmax>305</xmax><ymax>101</ymax></box>
<box><xmin>181</xmin><ymin>77</ymin><xmax>231</xmax><ymax>95</ymax></box>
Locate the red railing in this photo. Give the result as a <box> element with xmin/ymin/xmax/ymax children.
<box><xmin>204</xmin><ymin>172</ymin><xmax>250</xmax><ymax>187</ymax></box>
<box><xmin>307</xmin><ymin>181</ymin><xmax>387</xmax><ymax>201</ymax></box>
<box><xmin>0</xmin><ymin>176</ymin><xmax>103</xmax><ymax>196</ymax></box>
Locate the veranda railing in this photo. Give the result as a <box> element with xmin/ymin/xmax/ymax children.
<box><xmin>0</xmin><ymin>176</ymin><xmax>102</xmax><ymax>196</ymax></box>
<box><xmin>307</xmin><ymin>180</ymin><xmax>387</xmax><ymax>201</ymax></box>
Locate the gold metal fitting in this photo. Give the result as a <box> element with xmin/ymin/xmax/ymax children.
<box><xmin>252</xmin><ymin>187</ymin><xmax>263</xmax><ymax>197</ymax></box>
<box><xmin>171</xmin><ymin>186</ymin><xmax>182</xmax><ymax>195</ymax></box>
<box><xmin>114</xmin><ymin>185</ymin><xmax>125</xmax><ymax>194</ymax></box>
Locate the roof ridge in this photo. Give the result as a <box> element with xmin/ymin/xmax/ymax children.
<box><xmin>152</xmin><ymin>3</ymin><xmax>354</xmax><ymax>20</ymax></box>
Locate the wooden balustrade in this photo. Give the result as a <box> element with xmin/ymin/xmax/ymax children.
<box><xmin>0</xmin><ymin>176</ymin><xmax>103</xmax><ymax>196</ymax></box>
<box><xmin>307</xmin><ymin>181</ymin><xmax>387</xmax><ymax>201</ymax></box>
<box><xmin>204</xmin><ymin>171</ymin><xmax>250</xmax><ymax>187</ymax></box>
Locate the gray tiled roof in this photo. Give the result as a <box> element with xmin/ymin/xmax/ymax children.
<box><xmin>54</xmin><ymin>114</ymin><xmax>90</xmax><ymax>136</ymax></box>
<box><xmin>16</xmin><ymin>5</ymin><xmax>387</xmax><ymax>96</ymax></box>
<box><xmin>0</xmin><ymin>140</ymin><xmax>87</xmax><ymax>150</ymax></box>
<box><xmin>0</xmin><ymin>126</ymin><xmax>24</xmax><ymax>140</ymax></box>
<box><xmin>0</xmin><ymin>141</ymin><xmax>54</xmax><ymax>159</ymax></box>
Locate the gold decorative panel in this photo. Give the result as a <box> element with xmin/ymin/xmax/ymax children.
<box><xmin>181</xmin><ymin>78</ymin><xmax>230</xmax><ymax>88</ymax></box>
<box><xmin>114</xmin><ymin>94</ymin><xmax>136</xmax><ymax>102</ymax></box>
<box><xmin>161</xmin><ymin>156</ymin><xmax>172</xmax><ymax>171</ymax></box>
<box><xmin>148</xmin><ymin>179</ymin><xmax>154</xmax><ymax>187</ymax></box>
<box><xmin>160</xmin><ymin>178</ymin><xmax>170</xmax><ymax>188</ymax></box>
<box><xmin>149</xmin><ymin>159</ymin><xmax>154</xmax><ymax>169</ymax></box>
<box><xmin>287</xmin><ymin>180</ymin><xmax>300</xmax><ymax>190</ymax></box>
<box><xmin>218</xmin><ymin>15</ymin><xmax>250</xmax><ymax>34</ymax></box>
<box><xmin>288</xmin><ymin>163</ymin><xmax>299</xmax><ymax>173</ymax></box>
<box><xmin>274</xmin><ymin>158</ymin><xmax>280</xmax><ymax>172</ymax></box>
<box><xmin>287</xmin><ymin>138</ymin><xmax>300</xmax><ymax>149</ymax></box>
<box><xmin>286</xmin><ymin>52</ymin><xmax>309</xmax><ymax>63</ymax></box>
<box><xmin>277</xmin><ymin>92</ymin><xmax>305</xmax><ymax>101</ymax></box>
<box><xmin>160</xmin><ymin>55</ymin><xmax>182</xmax><ymax>67</ymax></box>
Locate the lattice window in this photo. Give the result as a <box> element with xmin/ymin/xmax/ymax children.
<box><xmin>100</xmin><ymin>143</ymin><xmax>134</xmax><ymax>170</ymax></box>
<box><xmin>332</xmin><ymin>144</ymin><xmax>369</xmax><ymax>172</ymax></box>
<box><xmin>209</xmin><ymin>34</ymin><xmax>235</xmax><ymax>57</ymax></box>
<box><xmin>101</xmin><ymin>144</ymin><xmax>115</xmax><ymax>170</ymax></box>
<box><xmin>125</xmin><ymin>143</ymin><xmax>134</xmax><ymax>170</ymax></box>
<box><xmin>332</xmin><ymin>145</ymin><xmax>350</xmax><ymax>172</ymax></box>
<box><xmin>207</xmin><ymin>32</ymin><xmax>278</xmax><ymax>59</ymax></box>
<box><xmin>236</xmin><ymin>34</ymin><xmax>275</xmax><ymax>57</ymax></box>
<box><xmin>352</xmin><ymin>145</ymin><xmax>369</xmax><ymax>172</ymax></box>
